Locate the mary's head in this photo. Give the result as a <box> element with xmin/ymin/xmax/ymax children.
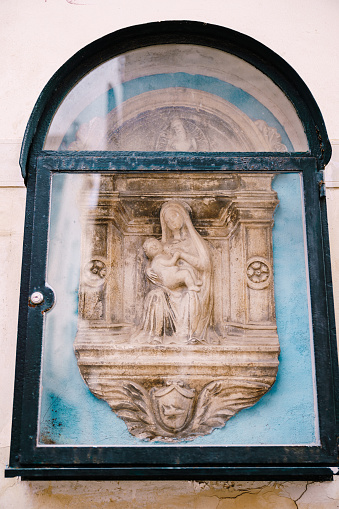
<box><xmin>163</xmin><ymin>207</ymin><xmax>184</xmax><ymax>232</ymax></box>
<box><xmin>160</xmin><ymin>201</ymin><xmax>192</xmax><ymax>242</ymax></box>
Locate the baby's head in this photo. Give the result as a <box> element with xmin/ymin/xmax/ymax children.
<box><xmin>143</xmin><ymin>237</ymin><xmax>163</xmax><ymax>259</ymax></box>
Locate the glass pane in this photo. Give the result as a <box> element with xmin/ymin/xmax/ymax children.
<box><xmin>44</xmin><ymin>45</ymin><xmax>308</xmax><ymax>152</ymax></box>
<box><xmin>39</xmin><ymin>171</ymin><xmax>317</xmax><ymax>445</ymax></box>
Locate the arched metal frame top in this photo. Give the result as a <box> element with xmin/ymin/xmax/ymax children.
<box><xmin>21</xmin><ymin>21</ymin><xmax>332</xmax><ymax>181</ymax></box>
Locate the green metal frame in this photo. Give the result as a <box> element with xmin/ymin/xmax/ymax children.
<box><xmin>6</xmin><ymin>22</ymin><xmax>338</xmax><ymax>481</ymax></box>
<box><xmin>21</xmin><ymin>21</ymin><xmax>332</xmax><ymax>181</ymax></box>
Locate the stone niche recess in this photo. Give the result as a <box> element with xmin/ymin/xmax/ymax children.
<box><xmin>74</xmin><ymin>172</ymin><xmax>280</xmax><ymax>442</ymax></box>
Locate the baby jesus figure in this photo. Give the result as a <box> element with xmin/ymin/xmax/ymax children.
<box><xmin>143</xmin><ymin>237</ymin><xmax>202</xmax><ymax>292</ymax></box>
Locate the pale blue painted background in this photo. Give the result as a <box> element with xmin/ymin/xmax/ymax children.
<box><xmin>39</xmin><ymin>172</ymin><xmax>318</xmax><ymax>446</ymax></box>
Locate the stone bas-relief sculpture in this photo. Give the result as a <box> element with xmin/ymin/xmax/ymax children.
<box><xmin>67</xmin><ymin>89</ymin><xmax>288</xmax><ymax>152</ymax></box>
<box><xmin>132</xmin><ymin>202</ymin><xmax>213</xmax><ymax>345</ymax></box>
<box><xmin>75</xmin><ymin>173</ymin><xmax>280</xmax><ymax>441</ymax></box>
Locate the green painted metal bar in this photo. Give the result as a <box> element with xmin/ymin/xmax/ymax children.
<box><xmin>5</xmin><ymin>466</ymin><xmax>335</xmax><ymax>481</ymax></box>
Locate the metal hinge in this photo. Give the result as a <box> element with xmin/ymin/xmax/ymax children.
<box><xmin>317</xmin><ymin>171</ymin><xmax>326</xmax><ymax>198</ymax></box>
<box><xmin>319</xmin><ymin>180</ymin><xmax>326</xmax><ymax>198</ymax></box>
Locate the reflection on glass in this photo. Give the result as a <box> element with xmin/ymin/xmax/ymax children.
<box><xmin>44</xmin><ymin>45</ymin><xmax>308</xmax><ymax>152</ymax></box>
<box><xmin>39</xmin><ymin>172</ymin><xmax>317</xmax><ymax>446</ymax></box>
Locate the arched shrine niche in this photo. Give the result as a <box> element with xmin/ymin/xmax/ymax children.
<box><xmin>43</xmin><ymin>42</ymin><xmax>298</xmax><ymax>440</ymax></box>
<box><xmin>44</xmin><ymin>43</ymin><xmax>309</xmax><ymax>153</ymax></box>
<box><xmin>42</xmin><ymin>34</ymin><xmax>318</xmax><ymax>443</ymax></box>
<box><xmin>8</xmin><ymin>23</ymin><xmax>337</xmax><ymax>480</ymax></box>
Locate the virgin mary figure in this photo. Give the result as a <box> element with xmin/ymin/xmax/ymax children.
<box><xmin>134</xmin><ymin>200</ymin><xmax>214</xmax><ymax>345</ymax></box>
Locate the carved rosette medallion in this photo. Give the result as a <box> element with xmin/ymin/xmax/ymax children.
<box><xmin>78</xmin><ymin>256</ymin><xmax>108</xmax><ymax>322</ymax></box>
<box><xmin>246</xmin><ymin>257</ymin><xmax>271</xmax><ymax>290</ymax></box>
<box><xmin>74</xmin><ymin>172</ymin><xmax>280</xmax><ymax>442</ymax></box>
<box><xmin>84</xmin><ymin>259</ymin><xmax>107</xmax><ymax>286</ymax></box>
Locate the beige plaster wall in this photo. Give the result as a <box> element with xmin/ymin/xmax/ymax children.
<box><xmin>1</xmin><ymin>1</ymin><xmax>339</xmax><ymax>507</ymax></box>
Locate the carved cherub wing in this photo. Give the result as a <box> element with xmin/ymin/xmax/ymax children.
<box><xmin>189</xmin><ymin>379</ymin><xmax>271</xmax><ymax>436</ymax></box>
<box><xmin>88</xmin><ymin>379</ymin><xmax>158</xmax><ymax>440</ymax></box>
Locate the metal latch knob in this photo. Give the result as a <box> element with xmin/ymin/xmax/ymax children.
<box><xmin>30</xmin><ymin>291</ymin><xmax>44</xmax><ymax>305</ymax></box>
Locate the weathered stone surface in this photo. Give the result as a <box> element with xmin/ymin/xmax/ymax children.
<box><xmin>68</xmin><ymin>89</ymin><xmax>288</xmax><ymax>153</ymax></box>
<box><xmin>74</xmin><ymin>172</ymin><xmax>280</xmax><ymax>441</ymax></box>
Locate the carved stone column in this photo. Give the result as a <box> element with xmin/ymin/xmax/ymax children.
<box><xmin>228</xmin><ymin>175</ymin><xmax>278</xmax><ymax>337</ymax></box>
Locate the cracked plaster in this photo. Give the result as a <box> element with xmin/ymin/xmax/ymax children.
<box><xmin>2</xmin><ymin>466</ymin><xmax>339</xmax><ymax>509</ymax></box>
